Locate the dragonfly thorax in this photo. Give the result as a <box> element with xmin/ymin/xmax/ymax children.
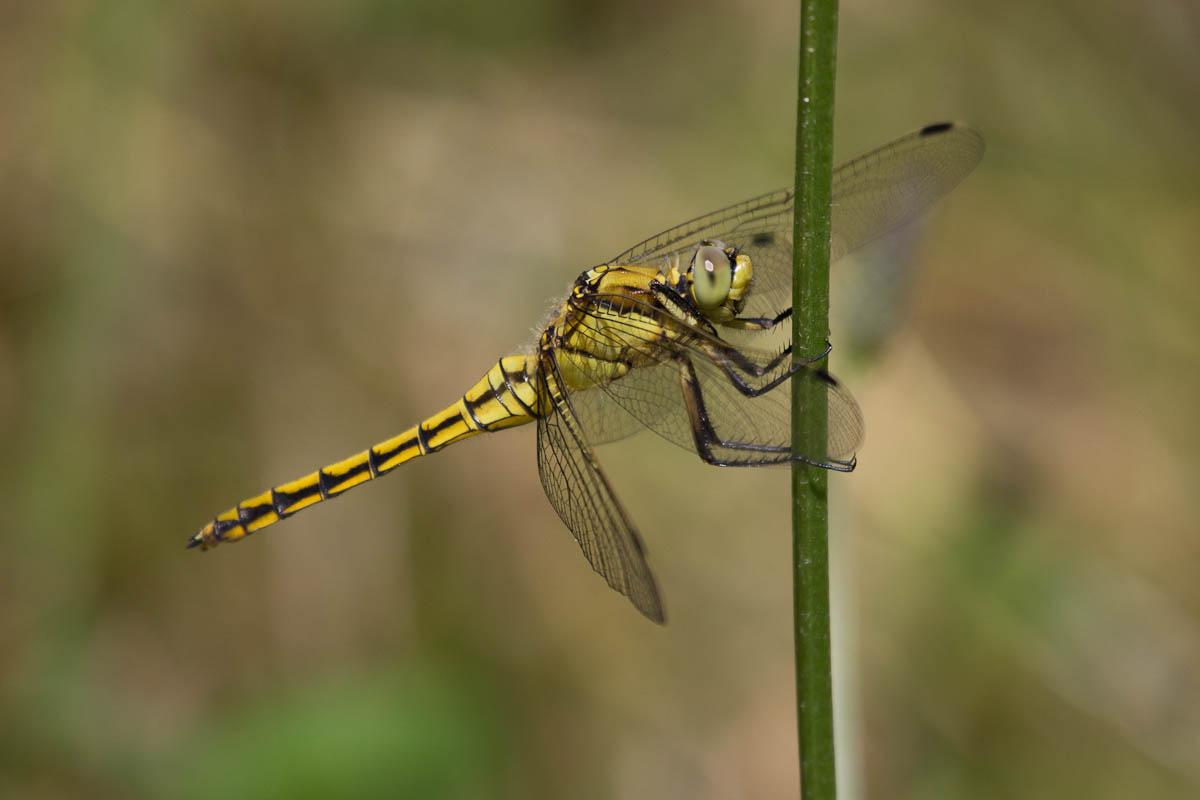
<box><xmin>685</xmin><ymin>240</ymin><xmax>753</xmax><ymax>323</ymax></box>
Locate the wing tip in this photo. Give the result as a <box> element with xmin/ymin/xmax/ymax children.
<box><xmin>918</xmin><ymin>120</ymin><xmax>986</xmax><ymax>161</ymax></box>
<box><xmin>636</xmin><ymin>591</ymin><xmax>667</xmax><ymax>625</ymax></box>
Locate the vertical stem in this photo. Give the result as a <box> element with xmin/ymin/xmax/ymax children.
<box><xmin>792</xmin><ymin>0</ymin><xmax>838</xmax><ymax>798</ymax></box>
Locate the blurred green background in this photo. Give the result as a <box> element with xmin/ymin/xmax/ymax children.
<box><xmin>2</xmin><ymin>0</ymin><xmax>1198</xmax><ymax>797</ymax></box>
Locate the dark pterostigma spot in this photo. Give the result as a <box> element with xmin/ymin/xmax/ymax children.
<box><xmin>920</xmin><ymin>121</ymin><xmax>954</xmax><ymax>136</ymax></box>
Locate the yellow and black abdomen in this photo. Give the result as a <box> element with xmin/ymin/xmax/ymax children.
<box><xmin>188</xmin><ymin>354</ymin><xmax>542</xmax><ymax>550</ymax></box>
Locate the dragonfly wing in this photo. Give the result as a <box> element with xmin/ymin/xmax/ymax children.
<box><xmin>829</xmin><ymin>123</ymin><xmax>984</xmax><ymax>264</ymax></box>
<box><xmin>610</xmin><ymin>123</ymin><xmax>984</xmax><ymax>313</ymax></box>
<box><xmin>563</xmin><ymin>378</ymin><xmax>670</xmax><ymax>446</ymax></box>
<box><xmin>556</xmin><ymin>341</ymin><xmax>695</xmax><ymax>452</ymax></box>
<box><xmin>536</xmin><ymin>354</ymin><xmax>665</xmax><ymax>623</ymax></box>
<box><xmin>612</xmin><ymin>188</ymin><xmax>793</xmax><ymax>270</ymax></box>
<box><xmin>564</xmin><ymin>303</ymin><xmax>862</xmax><ymax>467</ymax></box>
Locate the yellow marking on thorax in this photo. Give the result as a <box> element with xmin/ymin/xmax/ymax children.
<box><xmin>548</xmin><ymin>264</ymin><xmax>679</xmax><ymax>393</ymax></box>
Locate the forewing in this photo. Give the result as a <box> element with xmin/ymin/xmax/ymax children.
<box><xmin>535</xmin><ymin>356</ymin><xmax>665</xmax><ymax>623</ymax></box>
<box><xmin>610</xmin><ymin>123</ymin><xmax>984</xmax><ymax>315</ymax></box>
<box><xmin>612</xmin><ymin>188</ymin><xmax>793</xmax><ymax>269</ymax></box>
<box><xmin>829</xmin><ymin>123</ymin><xmax>985</xmax><ymax>264</ymax></box>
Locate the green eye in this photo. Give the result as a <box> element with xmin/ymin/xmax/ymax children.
<box><xmin>691</xmin><ymin>244</ymin><xmax>732</xmax><ymax>311</ymax></box>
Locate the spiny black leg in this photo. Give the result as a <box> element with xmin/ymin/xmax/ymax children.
<box><xmin>719</xmin><ymin>341</ymin><xmax>794</xmax><ymax>380</ymax></box>
<box><xmin>703</xmin><ymin>330</ymin><xmax>830</xmax><ymax>390</ymax></box>
<box><xmin>799</xmin><ymin>339</ymin><xmax>833</xmax><ymax>365</ymax></box>
<box><xmin>701</xmin><ymin>345</ymin><xmax>804</xmax><ymax>397</ymax></box>
<box><xmin>721</xmin><ymin>337</ymin><xmax>830</xmax><ymax>377</ymax></box>
<box><xmin>675</xmin><ymin>357</ymin><xmax>854</xmax><ymax>470</ymax></box>
<box><xmin>677</xmin><ymin>357</ymin><xmax>791</xmax><ymax>464</ymax></box>
<box><xmin>678</xmin><ymin>356</ymin><xmax>719</xmax><ymax>463</ymax></box>
<box><xmin>705</xmin><ymin>348</ymin><xmax>795</xmax><ymax>396</ymax></box>
<box><xmin>726</xmin><ymin>306</ymin><xmax>793</xmax><ymax>331</ymax></box>
<box><xmin>697</xmin><ymin>337</ymin><xmax>836</xmax><ymax>398</ymax></box>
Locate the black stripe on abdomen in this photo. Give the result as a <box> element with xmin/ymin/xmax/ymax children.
<box><xmin>273</xmin><ymin>483</ymin><xmax>319</xmax><ymax>517</ymax></box>
<box><xmin>372</xmin><ymin>434</ymin><xmax>418</xmax><ymax>474</ymax></box>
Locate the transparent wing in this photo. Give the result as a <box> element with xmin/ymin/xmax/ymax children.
<box><xmin>535</xmin><ymin>356</ymin><xmax>665</xmax><ymax>623</ymax></box>
<box><xmin>611</xmin><ymin>123</ymin><xmax>984</xmax><ymax>314</ymax></box>
<box><xmin>828</xmin><ymin>122</ymin><xmax>985</xmax><ymax>264</ymax></box>
<box><xmin>559</xmin><ymin>300</ymin><xmax>863</xmax><ymax>468</ymax></box>
<box><xmin>612</xmin><ymin>188</ymin><xmax>793</xmax><ymax>273</ymax></box>
<box><xmin>566</xmin><ymin>379</ymin><xmax>670</xmax><ymax>446</ymax></box>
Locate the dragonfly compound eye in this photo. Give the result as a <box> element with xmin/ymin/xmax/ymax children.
<box><xmin>691</xmin><ymin>244</ymin><xmax>733</xmax><ymax>311</ymax></box>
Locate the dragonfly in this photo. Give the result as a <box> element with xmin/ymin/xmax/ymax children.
<box><xmin>188</xmin><ymin>122</ymin><xmax>984</xmax><ymax>623</ymax></box>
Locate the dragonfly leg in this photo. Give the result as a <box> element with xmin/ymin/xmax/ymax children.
<box><xmin>696</xmin><ymin>331</ymin><xmax>831</xmax><ymax>396</ymax></box>
<box><xmin>798</xmin><ymin>338</ymin><xmax>833</xmax><ymax>365</ymax></box>
<box><xmin>698</xmin><ymin>338</ymin><xmax>834</xmax><ymax>399</ymax></box>
<box><xmin>676</xmin><ymin>356</ymin><xmax>854</xmax><ymax>471</ymax></box>
<box><xmin>724</xmin><ymin>306</ymin><xmax>792</xmax><ymax>331</ymax></box>
<box><xmin>723</xmin><ymin>307</ymin><xmax>832</xmax><ymax>364</ymax></box>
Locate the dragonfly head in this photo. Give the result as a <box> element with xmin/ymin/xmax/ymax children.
<box><xmin>688</xmin><ymin>240</ymin><xmax>753</xmax><ymax>323</ymax></box>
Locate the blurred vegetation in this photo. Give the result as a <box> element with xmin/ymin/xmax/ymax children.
<box><xmin>1</xmin><ymin>1</ymin><xmax>1198</xmax><ymax>798</ymax></box>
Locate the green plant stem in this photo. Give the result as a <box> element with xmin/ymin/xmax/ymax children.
<box><xmin>792</xmin><ymin>0</ymin><xmax>838</xmax><ymax>797</ymax></box>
